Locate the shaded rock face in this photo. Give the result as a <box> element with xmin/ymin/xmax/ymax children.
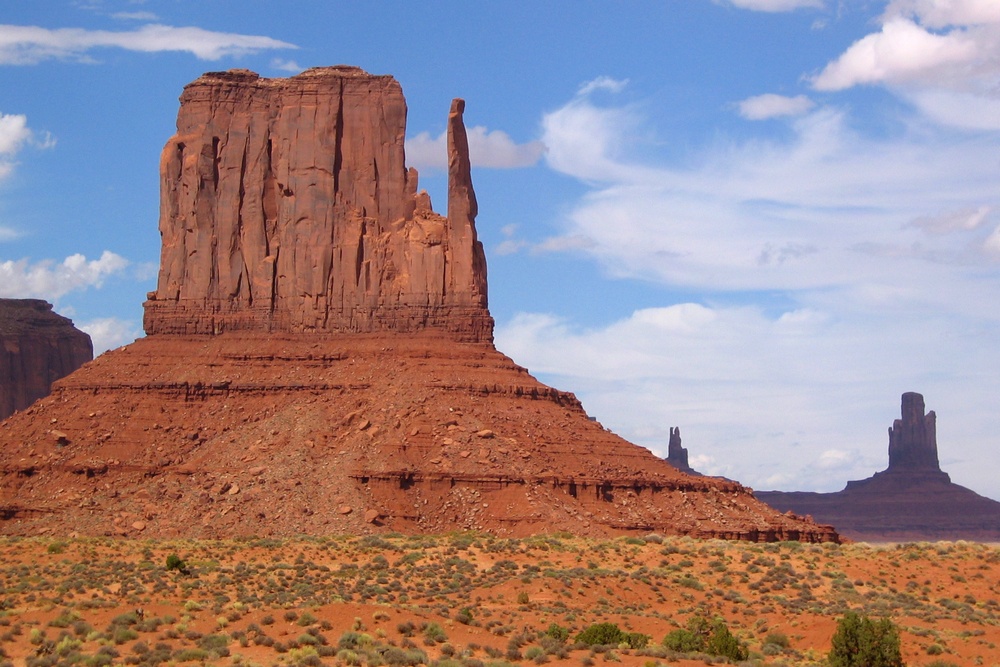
<box><xmin>0</xmin><ymin>300</ymin><xmax>92</xmax><ymax>421</ymax></box>
<box><xmin>756</xmin><ymin>392</ymin><xmax>1000</xmax><ymax>542</ymax></box>
<box><xmin>888</xmin><ymin>391</ymin><xmax>940</xmax><ymax>472</ymax></box>
<box><xmin>666</xmin><ymin>427</ymin><xmax>698</xmax><ymax>475</ymax></box>
<box><xmin>143</xmin><ymin>67</ymin><xmax>491</xmax><ymax>342</ymax></box>
<box><xmin>0</xmin><ymin>67</ymin><xmax>838</xmax><ymax>543</ymax></box>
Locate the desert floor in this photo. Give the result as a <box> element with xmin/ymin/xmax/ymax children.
<box><xmin>0</xmin><ymin>533</ymin><xmax>997</xmax><ymax>667</ymax></box>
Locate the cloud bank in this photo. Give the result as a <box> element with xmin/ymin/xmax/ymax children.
<box><xmin>0</xmin><ymin>23</ymin><xmax>296</xmax><ymax>64</ymax></box>
<box><xmin>406</xmin><ymin>126</ymin><xmax>546</xmax><ymax>170</ymax></box>
<box><xmin>493</xmin><ymin>65</ymin><xmax>1000</xmax><ymax>495</ymax></box>
<box><xmin>0</xmin><ymin>251</ymin><xmax>129</xmax><ymax>300</ymax></box>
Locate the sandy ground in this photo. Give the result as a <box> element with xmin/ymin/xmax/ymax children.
<box><xmin>1</xmin><ymin>534</ymin><xmax>996</xmax><ymax>667</ymax></box>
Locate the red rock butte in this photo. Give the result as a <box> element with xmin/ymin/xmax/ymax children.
<box><xmin>0</xmin><ymin>67</ymin><xmax>837</xmax><ymax>542</ymax></box>
<box><xmin>144</xmin><ymin>66</ymin><xmax>490</xmax><ymax>341</ymax></box>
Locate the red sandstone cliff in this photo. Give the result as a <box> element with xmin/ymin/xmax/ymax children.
<box><xmin>144</xmin><ymin>67</ymin><xmax>490</xmax><ymax>341</ymax></box>
<box><xmin>0</xmin><ymin>299</ymin><xmax>92</xmax><ymax>421</ymax></box>
<box><xmin>0</xmin><ymin>68</ymin><xmax>836</xmax><ymax>542</ymax></box>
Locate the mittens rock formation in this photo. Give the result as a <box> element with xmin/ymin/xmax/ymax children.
<box><xmin>0</xmin><ymin>67</ymin><xmax>836</xmax><ymax>542</ymax></box>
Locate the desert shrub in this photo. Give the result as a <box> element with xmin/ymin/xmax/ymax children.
<box><xmin>763</xmin><ymin>630</ymin><xmax>790</xmax><ymax>649</ymax></box>
<box><xmin>383</xmin><ymin>646</ymin><xmax>428</xmax><ymax>666</ymax></box>
<box><xmin>397</xmin><ymin>621</ymin><xmax>416</xmax><ymax>637</ymax></box>
<box><xmin>164</xmin><ymin>554</ymin><xmax>188</xmax><ymax>573</ymax></box>
<box><xmin>423</xmin><ymin>622</ymin><xmax>447</xmax><ymax>644</ymax></box>
<box><xmin>661</xmin><ymin>617</ymin><xmax>746</xmax><ymax>661</ymax></box>
<box><xmin>577</xmin><ymin>623</ymin><xmax>625</xmax><ymax>646</ymax></box>
<box><xmin>828</xmin><ymin>612</ymin><xmax>903</xmax><ymax>667</ymax></box>
<box><xmin>546</xmin><ymin>623</ymin><xmax>570</xmax><ymax>643</ymax></box>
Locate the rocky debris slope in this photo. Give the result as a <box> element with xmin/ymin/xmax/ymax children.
<box><xmin>757</xmin><ymin>393</ymin><xmax>1000</xmax><ymax>542</ymax></box>
<box><xmin>0</xmin><ymin>67</ymin><xmax>836</xmax><ymax>542</ymax></box>
<box><xmin>0</xmin><ymin>299</ymin><xmax>92</xmax><ymax>421</ymax></box>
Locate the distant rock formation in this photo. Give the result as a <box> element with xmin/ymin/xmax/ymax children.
<box><xmin>665</xmin><ymin>427</ymin><xmax>700</xmax><ymax>475</ymax></box>
<box><xmin>0</xmin><ymin>299</ymin><xmax>92</xmax><ymax>421</ymax></box>
<box><xmin>756</xmin><ymin>392</ymin><xmax>1000</xmax><ymax>542</ymax></box>
<box><xmin>0</xmin><ymin>67</ymin><xmax>837</xmax><ymax>543</ymax></box>
<box><xmin>144</xmin><ymin>67</ymin><xmax>491</xmax><ymax>342</ymax></box>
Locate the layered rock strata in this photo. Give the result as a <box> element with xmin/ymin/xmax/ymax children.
<box><xmin>0</xmin><ymin>67</ymin><xmax>837</xmax><ymax>542</ymax></box>
<box><xmin>757</xmin><ymin>393</ymin><xmax>1000</xmax><ymax>541</ymax></box>
<box><xmin>143</xmin><ymin>67</ymin><xmax>490</xmax><ymax>341</ymax></box>
<box><xmin>0</xmin><ymin>299</ymin><xmax>92</xmax><ymax>420</ymax></box>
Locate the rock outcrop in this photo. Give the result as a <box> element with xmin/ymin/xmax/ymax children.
<box><xmin>665</xmin><ymin>427</ymin><xmax>700</xmax><ymax>475</ymax></box>
<box><xmin>143</xmin><ymin>67</ymin><xmax>490</xmax><ymax>342</ymax></box>
<box><xmin>0</xmin><ymin>299</ymin><xmax>92</xmax><ymax>421</ymax></box>
<box><xmin>757</xmin><ymin>393</ymin><xmax>1000</xmax><ymax>542</ymax></box>
<box><xmin>0</xmin><ymin>67</ymin><xmax>837</xmax><ymax>543</ymax></box>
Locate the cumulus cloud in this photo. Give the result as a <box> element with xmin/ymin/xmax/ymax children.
<box><xmin>111</xmin><ymin>11</ymin><xmax>159</xmax><ymax>21</ymax></box>
<box><xmin>405</xmin><ymin>126</ymin><xmax>545</xmax><ymax>170</ymax></box>
<box><xmin>0</xmin><ymin>251</ymin><xmax>129</xmax><ymax>299</ymax></box>
<box><xmin>719</xmin><ymin>0</ymin><xmax>825</xmax><ymax>11</ymax></box>
<box><xmin>738</xmin><ymin>93</ymin><xmax>815</xmax><ymax>119</ymax></box>
<box><xmin>812</xmin><ymin>3</ymin><xmax>1000</xmax><ymax>129</ymax></box>
<box><xmin>78</xmin><ymin>317</ymin><xmax>141</xmax><ymax>354</ymax></box>
<box><xmin>0</xmin><ymin>23</ymin><xmax>296</xmax><ymax>64</ymax></box>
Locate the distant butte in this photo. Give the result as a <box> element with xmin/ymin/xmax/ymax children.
<box><xmin>0</xmin><ymin>67</ymin><xmax>836</xmax><ymax>542</ymax></box>
<box><xmin>756</xmin><ymin>392</ymin><xmax>1000</xmax><ymax>542</ymax></box>
<box><xmin>0</xmin><ymin>299</ymin><xmax>92</xmax><ymax>421</ymax></box>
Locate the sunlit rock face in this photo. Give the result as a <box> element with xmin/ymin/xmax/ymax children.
<box><xmin>144</xmin><ymin>67</ymin><xmax>491</xmax><ymax>342</ymax></box>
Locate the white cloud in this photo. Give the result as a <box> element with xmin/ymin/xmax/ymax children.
<box><xmin>406</xmin><ymin>126</ymin><xmax>545</xmax><ymax>170</ymax></box>
<box><xmin>577</xmin><ymin>76</ymin><xmax>629</xmax><ymax>96</ymax></box>
<box><xmin>812</xmin><ymin>5</ymin><xmax>1000</xmax><ymax>129</ymax></box>
<box><xmin>911</xmin><ymin>205</ymin><xmax>991</xmax><ymax>234</ymax></box>
<box><xmin>719</xmin><ymin>0</ymin><xmax>825</xmax><ymax>11</ymax></box>
<box><xmin>884</xmin><ymin>0</ymin><xmax>1000</xmax><ymax>28</ymax></box>
<box><xmin>270</xmin><ymin>58</ymin><xmax>302</xmax><ymax>73</ymax></box>
<box><xmin>0</xmin><ymin>23</ymin><xmax>296</xmax><ymax>65</ymax></box>
<box><xmin>0</xmin><ymin>226</ymin><xmax>20</xmax><ymax>242</ymax></box>
<box><xmin>0</xmin><ymin>251</ymin><xmax>129</xmax><ymax>299</ymax></box>
<box><xmin>738</xmin><ymin>93</ymin><xmax>815</xmax><ymax>119</ymax></box>
<box><xmin>111</xmin><ymin>11</ymin><xmax>159</xmax><ymax>21</ymax></box>
<box><xmin>812</xmin><ymin>18</ymin><xmax>979</xmax><ymax>90</ymax></box>
<box><xmin>78</xmin><ymin>317</ymin><xmax>141</xmax><ymax>354</ymax></box>
<box><xmin>0</xmin><ymin>113</ymin><xmax>31</xmax><ymax>155</ymax></box>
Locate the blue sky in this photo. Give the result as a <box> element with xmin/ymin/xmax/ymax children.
<box><xmin>2</xmin><ymin>1</ymin><xmax>1000</xmax><ymax>498</ymax></box>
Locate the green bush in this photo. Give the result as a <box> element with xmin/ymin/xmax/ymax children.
<box><xmin>576</xmin><ymin>623</ymin><xmax>625</xmax><ymax>646</ymax></box>
<box><xmin>661</xmin><ymin>617</ymin><xmax>746</xmax><ymax>661</ymax></box>
<box><xmin>828</xmin><ymin>612</ymin><xmax>903</xmax><ymax>667</ymax></box>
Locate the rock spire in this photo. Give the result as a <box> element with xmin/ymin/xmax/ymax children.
<box><xmin>143</xmin><ymin>66</ymin><xmax>491</xmax><ymax>341</ymax></box>
<box><xmin>887</xmin><ymin>391</ymin><xmax>940</xmax><ymax>472</ymax></box>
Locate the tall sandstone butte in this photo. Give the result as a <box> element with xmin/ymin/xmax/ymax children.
<box><xmin>757</xmin><ymin>392</ymin><xmax>1000</xmax><ymax>541</ymax></box>
<box><xmin>0</xmin><ymin>299</ymin><xmax>92</xmax><ymax>421</ymax></box>
<box><xmin>0</xmin><ymin>67</ymin><xmax>837</xmax><ymax>542</ymax></box>
<box><xmin>144</xmin><ymin>67</ymin><xmax>490</xmax><ymax>341</ymax></box>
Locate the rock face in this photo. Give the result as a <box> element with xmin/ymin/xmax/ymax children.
<box><xmin>0</xmin><ymin>67</ymin><xmax>837</xmax><ymax>543</ymax></box>
<box><xmin>887</xmin><ymin>391</ymin><xmax>941</xmax><ymax>472</ymax></box>
<box><xmin>144</xmin><ymin>67</ymin><xmax>491</xmax><ymax>342</ymax></box>
<box><xmin>757</xmin><ymin>393</ymin><xmax>1000</xmax><ymax>542</ymax></box>
<box><xmin>0</xmin><ymin>300</ymin><xmax>92</xmax><ymax>421</ymax></box>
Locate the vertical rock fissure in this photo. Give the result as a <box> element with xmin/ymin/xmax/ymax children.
<box><xmin>238</xmin><ymin>137</ymin><xmax>250</xmax><ymax>305</ymax></box>
<box><xmin>333</xmin><ymin>80</ymin><xmax>345</xmax><ymax>194</ymax></box>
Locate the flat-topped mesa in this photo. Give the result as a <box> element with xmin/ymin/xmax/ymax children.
<box><xmin>143</xmin><ymin>67</ymin><xmax>491</xmax><ymax>342</ymax></box>
<box><xmin>887</xmin><ymin>392</ymin><xmax>941</xmax><ymax>472</ymax></box>
<box><xmin>0</xmin><ymin>299</ymin><xmax>92</xmax><ymax>420</ymax></box>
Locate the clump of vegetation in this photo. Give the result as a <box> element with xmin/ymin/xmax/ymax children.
<box><xmin>575</xmin><ymin>623</ymin><xmax>649</xmax><ymax>649</ymax></box>
<box><xmin>828</xmin><ymin>611</ymin><xmax>903</xmax><ymax>667</ymax></box>
<box><xmin>662</xmin><ymin>616</ymin><xmax>746</xmax><ymax>661</ymax></box>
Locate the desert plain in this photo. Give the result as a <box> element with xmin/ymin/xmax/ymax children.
<box><xmin>1</xmin><ymin>533</ymin><xmax>997</xmax><ymax>667</ymax></box>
